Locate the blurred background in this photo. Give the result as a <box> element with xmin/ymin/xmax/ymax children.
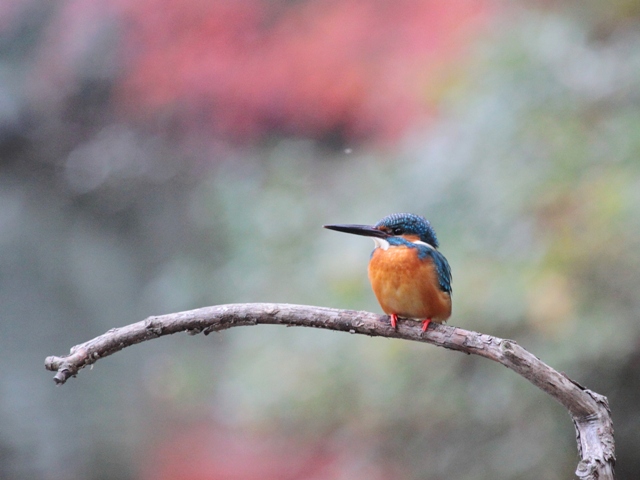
<box><xmin>1</xmin><ymin>0</ymin><xmax>639</xmax><ymax>479</ymax></box>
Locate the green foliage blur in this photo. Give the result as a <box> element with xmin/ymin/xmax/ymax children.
<box><xmin>1</xmin><ymin>1</ymin><xmax>639</xmax><ymax>479</ymax></box>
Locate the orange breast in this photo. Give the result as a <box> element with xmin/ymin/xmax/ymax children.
<box><xmin>368</xmin><ymin>246</ymin><xmax>451</xmax><ymax>322</ymax></box>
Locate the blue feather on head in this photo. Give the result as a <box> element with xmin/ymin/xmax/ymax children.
<box><xmin>374</xmin><ymin>213</ymin><xmax>439</xmax><ymax>248</ymax></box>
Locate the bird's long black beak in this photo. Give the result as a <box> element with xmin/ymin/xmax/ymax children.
<box><xmin>323</xmin><ymin>223</ymin><xmax>389</xmax><ymax>238</ymax></box>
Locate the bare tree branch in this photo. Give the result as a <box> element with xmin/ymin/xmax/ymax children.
<box><xmin>44</xmin><ymin>303</ymin><xmax>615</xmax><ymax>479</ymax></box>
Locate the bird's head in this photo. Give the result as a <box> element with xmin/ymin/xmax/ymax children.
<box><xmin>324</xmin><ymin>213</ymin><xmax>439</xmax><ymax>248</ymax></box>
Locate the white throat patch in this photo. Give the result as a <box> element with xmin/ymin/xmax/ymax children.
<box><xmin>372</xmin><ymin>238</ymin><xmax>390</xmax><ymax>250</ymax></box>
<box><xmin>372</xmin><ymin>238</ymin><xmax>435</xmax><ymax>251</ymax></box>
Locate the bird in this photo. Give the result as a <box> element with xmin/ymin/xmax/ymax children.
<box><xmin>324</xmin><ymin>213</ymin><xmax>452</xmax><ymax>331</ymax></box>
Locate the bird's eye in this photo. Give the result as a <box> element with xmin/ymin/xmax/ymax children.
<box><xmin>392</xmin><ymin>227</ymin><xmax>403</xmax><ymax>235</ymax></box>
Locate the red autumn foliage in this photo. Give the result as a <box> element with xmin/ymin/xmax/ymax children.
<box><xmin>140</xmin><ymin>424</ymin><xmax>398</xmax><ymax>480</ymax></box>
<box><xmin>37</xmin><ymin>0</ymin><xmax>492</xmax><ymax>144</ymax></box>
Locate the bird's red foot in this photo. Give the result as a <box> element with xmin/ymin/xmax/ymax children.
<box><xmin>390</xmin><ymin>313</ymin><xmax>398</xmax><ymax>329</ymax></box>
<box><xmin>421</xmin><ymin>318</ymin><xmax>432</xmax><ymax>332</ymax></box>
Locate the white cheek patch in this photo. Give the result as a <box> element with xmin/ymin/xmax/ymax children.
<box><xmin>372</xmin><ymin>238</ymin><xmax>390</xmax><ymax>250</ymax></box>
<box><xmin>412</xmin><ymin>239</ymin><xmax>435</xmax><ymax>250</ymax></box>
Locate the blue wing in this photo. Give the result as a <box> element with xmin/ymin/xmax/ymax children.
<box><xmin>428</xmin><ymin>249</ymin><xmax>452</xmax><ymax>294</ymax></box>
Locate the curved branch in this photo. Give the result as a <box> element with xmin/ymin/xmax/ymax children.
<box><xmin>44</xmin><ymin>303</ymin><xmax>615</xmax><ymax>479</ymax></box>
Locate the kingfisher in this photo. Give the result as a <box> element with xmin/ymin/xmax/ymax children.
<box><xmin>324</xmin><ymin>213</ymin><xmax>452</xmax><ymax>331</ymax></box>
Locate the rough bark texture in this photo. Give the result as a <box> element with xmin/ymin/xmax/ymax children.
<box><xmin>45</xmin><ymin>303</ymin><xmax>615</xmax><ymax>479</ymax></box>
